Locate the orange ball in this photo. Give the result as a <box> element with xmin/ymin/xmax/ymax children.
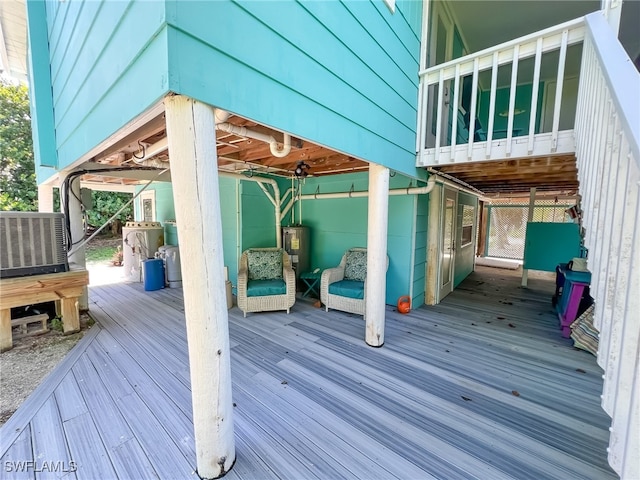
<box><xmin>397</xmin><ymin>295</ymin><xmax>411</xmax><ymax>314</ymax></box>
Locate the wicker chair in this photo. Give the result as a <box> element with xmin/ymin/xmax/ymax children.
<box><xmin>237</xmin><ymin>248</ymin><xmax>296</xmax><ymax>317</ymax></box>
<box><xmin>320</xmin><ymin>248</ymin><xmax>387</xmax><ymax>317</ymax></box>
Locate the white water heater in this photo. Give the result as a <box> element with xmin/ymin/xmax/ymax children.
<box><xmin>122</xmin><ymin>222</ymin><xmax>164</xmax><ymax>282</ymax></box>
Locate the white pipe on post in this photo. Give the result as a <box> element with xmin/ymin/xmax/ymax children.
<box><xmin>365</xmin><ymin>164</ymin><xmax>389</xmax><ymax>347</ymax></box>
<box><xmin>165</xmin><ymin>95</ymin><xmax>235</xmax><ymax>479</ymax></box>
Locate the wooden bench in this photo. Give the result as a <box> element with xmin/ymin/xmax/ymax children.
<box><xmin>0</xmin><ymin>270</ymin><xmax>89</xmax><ymax>352</ymax></box>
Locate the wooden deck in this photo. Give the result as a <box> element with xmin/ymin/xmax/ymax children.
<box><xmin>0</xmin><ymin>267</ymin><xmax>616</xmax><ymax>479</ymax></box>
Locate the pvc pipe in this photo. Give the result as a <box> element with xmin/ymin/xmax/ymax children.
<box><xmin>280</xmin><ymin>175</ymin><xmax>436</xmax><ymax>219</ymax></box>
<box><xmin>216</xmin><ymin>122</ymin><xmax>291</xmax><ymax>158</ymax></box>
<box><xmin>214</xmin><ymin>109</ymin><xmax>230</xmax><ymax>124</ymax></box>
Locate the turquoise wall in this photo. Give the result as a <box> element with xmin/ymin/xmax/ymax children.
<box><xmin>30</xmin><ymin>0</ymin><xmax>170</xmax><ymax>182</ymax></box>
<box><xmin>219</xmin><ymin>178</ymin><xmax>240</xmax><ymax>287</ymax></box>
<box><xmin>240</xmin><ymin>181</ymin><xmax>279</xmax><ymax>250</ymax></box>
<box><xmin>26</xmin><ymin>0</ymin><xmax>57</xmax><ymax>171</ymax></box>
<box><xmin>30</xmin><ymin>0</ymin><xmax>426</xmax><ymax>182</ymax></box>
<box><xmin>132</xmin><ymin>171</ymin><xmax>434</xmax><ymax>306</ymax></box>
<box><xmin>454</xmin><ymin>191</ymin><xmax>478</xmax><ymax>288</ymax></box>
<box><xmin>165</xmin><ymin>0</ymin><xmax>425</xmax><ymax>180</ymax></box>
<box><xmin>294</xmin><ymin>172</ymin><xmax>420</xmax><ymax>305</ymax></box>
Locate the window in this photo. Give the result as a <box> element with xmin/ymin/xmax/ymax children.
<box><xmin>461</xmin><ymin>205</ymin><xmax>475</xmax><ymax>246</ymax></box>
<box><xmin>139</xmin><ymin>190</ymin><xmax>156</xmax><ymax>222</ymax></box>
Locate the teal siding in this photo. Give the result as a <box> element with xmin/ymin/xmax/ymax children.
<box><xmin>27</xmin><ymin>0</ymin><xmax>57</xmax><ymax>177</ymax></box>
<box><xmin>412</xmin><ymin>195</ymin><xmax>429</xmax><ymax>307</ymax></box>
<box><xmin>240</xmin><ymin>181</ymin><xmax>279</xmax><ymax>250</ymax></box>
<box><xmin>219</xmin><ymin>179</ymin><xmax>240</xmax><ymax>287</ymax></box>
<box><xmin>166</xmin><ymin>0</ymin><xmax>425</xmax><ymax>180</ymax></box>
<box><xmin>30</xmin><ymin>0</ymin><xmax>169</xmax><ymax>178</ymax></box>
<box><xmin>454</xmin><ymin>191</ymin><xmax>478</xmax><ymax>288</ymax></box>
<box><xmin>296</xmin><ymin>172</ymin><xmax>416</xmax><ymax>305</ymax></box>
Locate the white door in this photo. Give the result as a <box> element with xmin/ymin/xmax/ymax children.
<box><xmin>439</xmin><ymin>187</ymin><xmax>457</xmax><ymax>300</ymax></box>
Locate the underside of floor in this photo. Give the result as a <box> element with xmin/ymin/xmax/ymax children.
<box><xmin>0</xmin><ymin>266</ymin><xmax>616</xmax><ymax>480</ymax></box>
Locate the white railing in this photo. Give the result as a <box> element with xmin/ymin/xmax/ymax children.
<box><xmin>417</xmin><ymin>18</ymin><xmax>585</xmax><ymax>166</ymax></box>
<box><xmin>575</xmin><ymin>12</ymin><xmax>639</xmax><ymax>480</ymax></box>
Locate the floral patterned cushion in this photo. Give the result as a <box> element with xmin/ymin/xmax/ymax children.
<box><xmin>344</xmin><ymin>249</ymin><xmax>367</xmax><ymax>281</ymax></box>
<box><xmin>247</xmin><ymin>249</ymin><xmax>283</xmax><ymax>280</ymax></box>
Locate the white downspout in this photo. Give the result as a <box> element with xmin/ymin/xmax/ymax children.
<box><xmin>218</xmin><ymin>171</ymin><xmax>282</xmax><ymax>248</ymax></box>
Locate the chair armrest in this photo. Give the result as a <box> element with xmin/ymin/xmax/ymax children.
<box><xmin>237</xmin><ymin>268</ymin><xmax>248</xmax><ymax>295</ymax></box>
<box><xmin>320</xmin><ymin>267</ymin><xmax>345</xmax><ymax>304</ymax></box>
<box><xmin>283</xmin><ymin>265</ymin><xmax>296</xmax><ymax>291</ymax></box>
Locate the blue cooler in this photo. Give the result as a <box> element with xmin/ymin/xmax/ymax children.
<box><xmin>143</xmin><ymin>258</ymin><xmax>165</xmax><ymax>291</ymax></box>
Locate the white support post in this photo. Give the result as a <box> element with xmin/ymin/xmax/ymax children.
<box><xmin>66</xmin><ymin>177</ymin><xmax>88</xmax><ymax>310</ymax></box>
<box><xmin>165</xmin><ymin>95</ymin><xmax>235</xmax><ymax>479</ymax></box>
<box><xmin>38</xmin><ymin>184</ymin><xmax>54</xmax><ymax>213</ymax></box>
<box><xmin>521</xmin><ymin>187</ymin><xmax>536</xmax><ymax>287</ymax></box>
<box><xmin>365</xmin><ymin>163</ymin><xmax>389</xmax><ymax>347</ymax></box>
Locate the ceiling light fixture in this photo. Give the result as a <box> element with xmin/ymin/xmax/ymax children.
<box><xmin>294</xmin><ymin>161</ymin><xmax>310</xmax><ymax>178</ymax></box>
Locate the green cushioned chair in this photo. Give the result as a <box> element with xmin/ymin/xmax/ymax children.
<box><xmin>320</xmin><ymin>248</ymin><xmax>388</xmax><ymax>318</ymax></box>
<box><xmin>237</xmin><ymin>248</ymin><xmax>296</xmax><ymax>317</ymax></box>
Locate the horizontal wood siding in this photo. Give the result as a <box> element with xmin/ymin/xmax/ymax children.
<box><xmin>166</xmin><ymin>0</ymin><xmax>425</xmax><ymax>179</ymax></box>
<box><xmin>27</xmin><ymin>0</ymin><xmax>57</xmax><ymax>176</ymax></box>
<box><xmin>36</xmin><ymin>0</ymin><xmax>169</xmax><ymax>171</ymax></box>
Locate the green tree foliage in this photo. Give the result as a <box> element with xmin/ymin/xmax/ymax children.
<box><xmin>0</xmin><ymin>81</ymin><xmax>37</xmax><ymax>211</ymax></box>
<box><xmin>0</xmin><ymin>80</ymin><xmax>133</xmax><ymax>228</ymax></box>
<box><xmin>86</xmin><ymin>191</ymin><xmax>133</xmax><ymax>227</ymax></box>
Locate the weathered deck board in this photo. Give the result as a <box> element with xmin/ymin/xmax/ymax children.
<box><xmin>30</xmin><ymin>396</ymin><xmax>76</xmax><ymax>480</ymax></box>
<box><xmin>0</xmin><ymin>267</ymin><xmax>617</xmax><ymax>479</ymax></box>
<box><xmin>62</xmin><ymin>412</ymin><xmax>117</xmax><ymax>479</ymax></box>
<box><xmin>0</xmin><ymin>426</ymin><xmax>33</xmax><ymax>480</ymax></box>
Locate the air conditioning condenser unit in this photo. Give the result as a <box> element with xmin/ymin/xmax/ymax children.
<box><xmin>0</xmin><ymin>212</ymin><xmax>69</xmax><ymax>279</ymax></box>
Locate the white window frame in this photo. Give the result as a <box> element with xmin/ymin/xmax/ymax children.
<box><xmin>460</xmin><ymin>204</ymin><xmax>475</xmax><ymax>247</ymax></box>
<box><xmin>139</xmin><ymin>190</ymin><xmax>156</xmax><ymax>222</ymax></box>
